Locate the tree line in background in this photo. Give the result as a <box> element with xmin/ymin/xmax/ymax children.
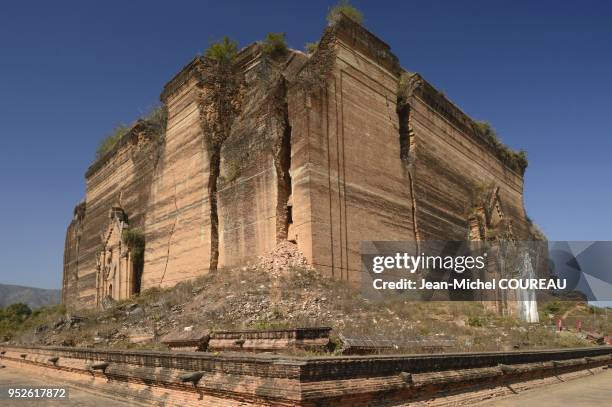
<box><xmin>0</xmin><ymin>303</ymin><xmax>65</xmax><ymax>342</ymax></box>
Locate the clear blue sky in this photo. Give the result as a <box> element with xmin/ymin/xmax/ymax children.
<box><xmin>0</xmin><ymin>1</ymin><xmax>610</xmax><ymax>289</ymax></box>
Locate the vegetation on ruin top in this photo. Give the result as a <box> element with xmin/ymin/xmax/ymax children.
<box><xmin>398</xmin><ymin>74</ymin><xmax>527</xmax><ymax>175</ymax></box>
<box><xmin>144</xmin><ymin>105</ymin><xmax>168</xmax><ymax>141</ymax></box>
<box><xmin>96</xmin><ymin>124</ymin><xmax>130</xmax><ymax>158</ymax></box>
<box><xmin>327</xmin><ymin>0</ymin><xmax>364</xmax><ymax>25</ymax></box>
<box><xmin>304</xmin><ymin>42</ymin><xmax>319</xmax><ymax>54</ymax></box>
<box><xmin>205</xmin><ymin>36</ymin><xmax>238</xmax><ymax>62</ymax></box>
<box><xmin>261</xmin><ymin>32</ymin><xmax>288</xmax><ymax>58</ymax></box>
<box><xmin>475</xmin><ymin>120</ymin><xmax>528</xmax><ymax>173</ymax></box>
<box><xmin>95</xmin><ymin>105</ymin><xmax>167</xmax><ymax>159</ymax></box>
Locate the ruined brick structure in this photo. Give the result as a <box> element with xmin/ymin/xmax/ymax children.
<box><xmin>63</xmin><ymin>15</ymin><xmax>533</xmax><ymax>309</ymax></box>
<box><xmin>3</xmin><ymin>344</ymin><xmax>611</xmax><ymax>406</ymax></box>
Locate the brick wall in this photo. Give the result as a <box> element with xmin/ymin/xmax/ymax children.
<box><xmin>66</xmin><ymin>125</ymin><xmax>156</xmax><ymax>307</ymax></box>
<box><xmin>2</xmin><ymin>345</ymin><xmax>610</xmax><ymax>406</ymax></box>
<box><xmin>63</xmin><ymin>14</ymin><xmax>535</xmax><ymax>307</ymax></box>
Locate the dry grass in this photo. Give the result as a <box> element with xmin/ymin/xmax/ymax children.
<box><xmin>6</xmin><ymin>261</ymin><xmax>606</xmax><ymax>353</ymax></box>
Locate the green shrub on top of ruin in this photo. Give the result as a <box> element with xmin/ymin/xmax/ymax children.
<box><xmin>262</xmin><ymin>32</ymin><xmax>288</xmax><ymax>58</ymax></box>
<box><xmin>327</xmin><ymin>0</ymin><xmax>364</xmax><ymax>25</ymax></box>
<box><xmin>143</xmin><ymin>105</ymin><xmax>168</xmax><ymax>141</ymax></box>
<box><xmin>475</xmin><ymin>120</ymin><xmax>499</xmax><ymax>143</ymax></box>
<box><xmin>96</xmin><ymin>124</ymin><xmax>130</xmax><ymax>158</ymax></box>
<box><xmin>94</xmin><ymin>105</ymin><xmax>168</xmax><ymax>160</ymax></box>
<box><xmin>199</xmin><ymin>35</ymin><xmax>242</xmax><ymax>146</ymax></box>
<box><xmin>305</xmin><ymin>41</ymin><xmax>319</xmax><ymax>54</ymax></box>
<box><xmin>205</xmin><ymin>36</ymin><xmax>238</xmax><ymax>63</ymax></box>
<box><xmin>474</xmin><ymin>120</ymin><xmax>528</xmax><ymax>173</ymax></box>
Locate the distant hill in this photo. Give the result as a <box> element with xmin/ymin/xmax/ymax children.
<box><xmin>0</xmin><ymin>284</ymin><xmax>61</xmax><ymax>309</ymax></box>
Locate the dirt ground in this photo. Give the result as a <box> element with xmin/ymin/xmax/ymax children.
<box><xmin>477</xmin><ymin>369</ymin><xmax>612</xmax><ymax>407</ymax></box>
<box><xmin>0</xmin><ymin>365</ymin><xmax>136</xmax><ymax>406</ymax></box>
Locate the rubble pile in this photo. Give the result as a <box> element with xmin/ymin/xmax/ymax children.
<box><xmin>252</xmin><ymin>240</ymin><xmax>314</xmax><ymax>276</ymax></box>
<box><xmin>8</xmin><ymin>241</ymin><xmax>595</xmax><ymax>353</ymax></box>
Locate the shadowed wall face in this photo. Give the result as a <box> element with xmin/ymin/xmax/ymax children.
<box><xmin>63</xmin><ymin>126</ymin><xmax>156</xmax><ymax>308</ymax></box>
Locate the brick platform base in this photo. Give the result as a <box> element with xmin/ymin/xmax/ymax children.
<box><xmin>1</xmin><ymin>345</ymin><xmax>610</xmax><ymax>406</ymax></box>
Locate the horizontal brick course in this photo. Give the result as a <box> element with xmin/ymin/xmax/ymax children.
<box><xmin>1</xmin><ymin>345</ymin><xmax>610</xmax><ymax>406</ymax></box>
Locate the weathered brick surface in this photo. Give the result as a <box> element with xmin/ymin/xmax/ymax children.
<box><xmin>289</xmin><ymin>17</ymin><xmax>531</xmax><ymax>282</ymax></box>
<box><xmin>1</xmin><ymin>345</ymin><xmax>610</xmax><ymax>406</ymax></box>
<box><xmin>143</xmin><ymin>69</ymin><xmax>212</xmax><ymax>290</ymax></box>
<box><xmin>289</xmin><ymin>24</ymin><xmax>412</xmax><ymax>282</ymax></box>
<box><xmin>63</xmin><ymin>124</ymin><xmax>157</xmax><ymax>307</ymax></box>
<box><xmin>63</xmin><ymin>15</ymin><xmax>535</xmax><ymax>307</ymax></box>
<box><xmin>208</xmin><ymin>327</ymin><xmax>331</xmax><ymax>352</ymax></box>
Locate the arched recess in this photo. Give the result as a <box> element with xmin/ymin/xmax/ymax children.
<box><xmin>95</xmin><ymin>207</ymin><xmax>144</xmax><ymax>307</ymax></box>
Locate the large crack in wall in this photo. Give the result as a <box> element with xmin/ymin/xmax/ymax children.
<box><xmin>397</xmin><ymin>97</ymin><xmax>411</xmax><ymax>162</ymax></box>
<box><xmin>272</xmin><ymin>78</ymin><xmax>292</xmax><ymax>242</ymax></box>
<box><xmin>397</xmin><ymin>94</ymin><xmax>420</xmax><ymax>246</ymax></box>
<box><xmin>207</xmin><ymin>144</ymin><xmax>222</xmax><ymax>271</ymax></box>
<box><xmin>197</xmin><ymin>56</ymin><xmax>245</xmax><ymax>272</ymax></box>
